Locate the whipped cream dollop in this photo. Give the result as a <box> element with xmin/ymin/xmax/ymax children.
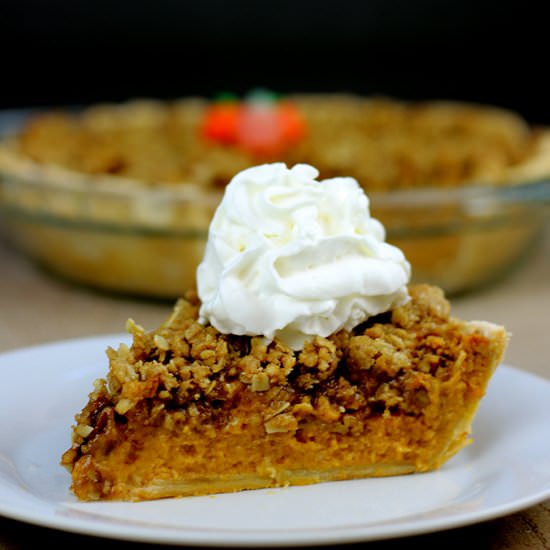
<box><xmin>197</xmin><ymin>163</ymin><xmax>411</xmax><ymax>350</ymax></box>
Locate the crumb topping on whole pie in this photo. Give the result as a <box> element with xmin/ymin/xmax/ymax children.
<box><xmin>7</xmin><ymin>95</ymin><xmax>550</xmax><ymax>191</ymax></box>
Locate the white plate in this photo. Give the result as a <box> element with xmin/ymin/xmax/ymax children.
<box><xmin>1</xmin><ymin>335</ymin><xmax>550</xmax><ymax>546</ymax></box>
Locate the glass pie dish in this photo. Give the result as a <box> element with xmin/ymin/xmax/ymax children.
<box><xmin>0</xmin><ymin>95</ymin><xmax>549</xmax><ymax>299</ymax></box>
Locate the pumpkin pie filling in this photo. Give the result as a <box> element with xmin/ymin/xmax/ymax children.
<box><xmin>61</xmin><ymin>284</ymin><xmax>507</xmax><ymax>501</ymax></box>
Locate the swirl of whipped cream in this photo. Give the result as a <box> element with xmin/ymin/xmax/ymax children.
<box><xmin>197</xmin><ymin>163</ymin><xmax>411</xmax><ymax>350</ymax></box>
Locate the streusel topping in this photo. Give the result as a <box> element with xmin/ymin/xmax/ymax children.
<box><xmin>66</xmin><ymin>284</ymin><xmax>487</xmax><ymax>456</ymax></box>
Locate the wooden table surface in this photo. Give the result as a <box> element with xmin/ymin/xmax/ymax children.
<box><xmin>0</xmin><ymin>225</ymin><xmax>549</xmax><ymax>550</ymax></box>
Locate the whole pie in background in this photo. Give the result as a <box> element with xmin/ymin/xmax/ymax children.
<box><xmin>0</xmin><ymin>94</ymin><xmax>549</xmax><ymax>298</ymax></box>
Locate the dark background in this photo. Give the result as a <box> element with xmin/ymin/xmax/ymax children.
<box><xmin>2</xmin><ymin>0</ymin><xmax>549</xmax><ymax>124</ymax></box>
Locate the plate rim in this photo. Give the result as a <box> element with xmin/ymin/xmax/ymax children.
<box><xmin>0</xmin><ymin>335</ymin><xmax>550</xmax><ymax>546</ymax></box>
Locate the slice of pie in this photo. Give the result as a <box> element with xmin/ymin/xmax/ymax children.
<box><xmin>61</xmin><ymin>284</ymin><xmax>507</xmax><ymax>501</ymax></box>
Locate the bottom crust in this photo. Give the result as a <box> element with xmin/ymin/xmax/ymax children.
<box><xmin>62</xmin><ymin>285</ymin><xmax>508</xmax><ymax>501</ymax></box>
<box><xmin>126</xmin><ymin>465</ymin><xmax>420</xmax><ymax>501</ymax></box>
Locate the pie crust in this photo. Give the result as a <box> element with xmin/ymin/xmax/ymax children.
<box><xmin>61</xmin><ymin>284</ymin><xmax>508</xmax><ymax>501</ymax></box>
